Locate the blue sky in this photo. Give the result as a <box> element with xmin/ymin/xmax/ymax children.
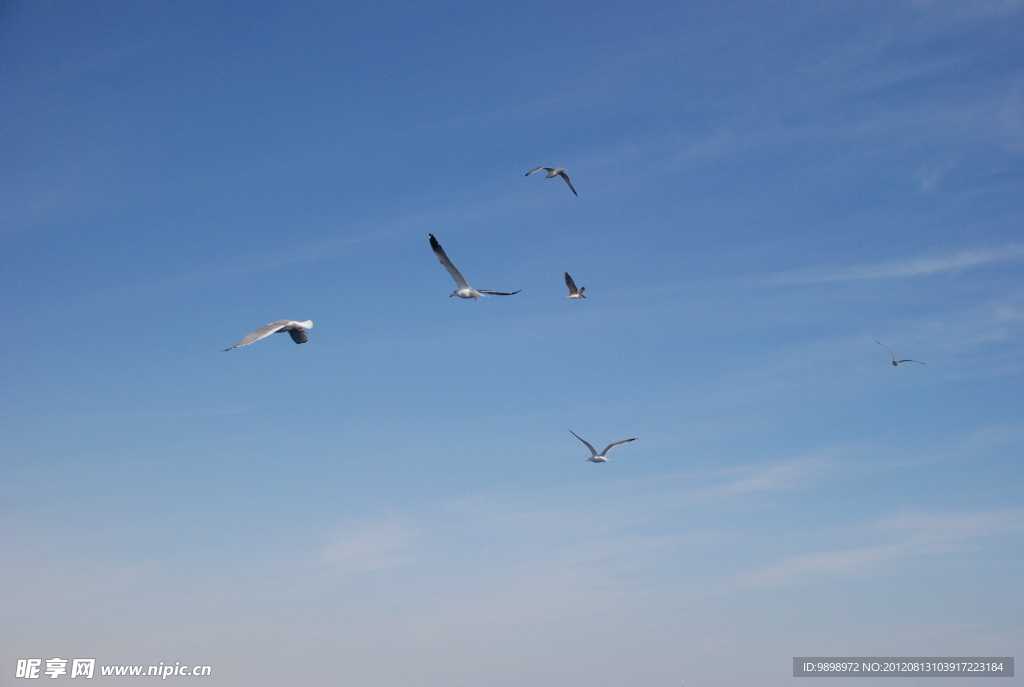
<box><xmin>1</xmin><ymin>1</ymin><xmax>1022</xmax><ymax>685</ymax></box>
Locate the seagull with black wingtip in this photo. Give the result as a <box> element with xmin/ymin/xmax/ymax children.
<box><xmin>570</xmin><ymin>431</ymin><xmax>636</xmax><ymax>463</ymax></box>
<box><xmin>224</xmin><ymin>320</ymin><xmax>313</xmax><ymax>351</ymax></box>
<box><xmin>525</xmin><ymin>166</ymin><xmax>578</xmax><ymax>197</ymax></box>
<box><xmin>876</xmin><ymin>341</ymin><xmax>925</xmax><ymax>366</ymax></box>
<box><xmin>429</xmin><ymin>234</ymin><xmax>521</xmax><ymax>301</ymax></box>
<box><xmin>563</xmin><ymin>272</ymin><xmax>585</xmax><ymax>299</ymax></box>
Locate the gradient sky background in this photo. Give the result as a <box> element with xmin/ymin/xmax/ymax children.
<box><xmin>2</xmin><ymin>1</ymin><xmax>1023</xmax><ymax>685</ymax></box>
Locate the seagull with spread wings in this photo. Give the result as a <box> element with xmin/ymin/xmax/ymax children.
<box><xmin>224</xmin><ymin>320</ymin><xmax>313</xmax><ymax>351</ymax></box>
<box><xmin>429</xmin><ymin>234</ymin><xmax>520</xmax><ymax>301</ymax></box>
<box><xmin>525</xmin><ymin>167</ymin><xmax>578</xmax><ymax>197</ymax></box>
<box><xmin>876</xmin><ymin>341</ymin><xmax>925</xmax><ymax>366</ymax></box>
<box><xmin>564</xmin><ymin>272</ymin><xmax>586</xmax><ymax>299</ymax></box>
<box><xmin>570</xmin><ymin>431</ymin><xmax>636</xmax><ymax>463</ymax></box>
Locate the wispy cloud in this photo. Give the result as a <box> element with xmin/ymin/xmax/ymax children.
<box><xmin>880</xmin><ymin>508</ymin><xmax>1024</xmax><ymax>548</ymax></box>
<box><xmin>691</xmin><ymin>454</ymin><xmax>838</xmax><ymax>501</ymax></box>
<box><xmin>746</xmin><ymin>507</ymin><xmax>1024</xmax><ymax>587</ymax></box>
<box><xmin>69</xmin><ymin>407</ymin><xmax>249</xmax><ymax>422</ymax></box>
<box><xmin>763</xmin><ymin>245</ymin><xmax>1024</xmax><ymax>285</ymax></box>
<box><xmin>36</xmin><ymin>187</ymin><xmax>543</xmax><ymax>326</ymax></box>
<box><xmin>747</xmin><ymin>544</ymin><xmax>903</xmax><ymax>587</ymax></box>
<box><xmin>905</xmin><ymin>0</ymin><xmax>1024</xmax><ymax>23</ymax></box>
<box><xmin>321</xmin><ymin>516</ymin><xmax>417</xmax><ymax>579</ymax></box>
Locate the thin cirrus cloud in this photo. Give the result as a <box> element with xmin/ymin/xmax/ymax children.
<box><xmin>60</xmin><ymin>186</ymin><xmax>539</xmax><ymax>318</ymax></box>
<box><xmin>745</xmin><ymin>507</ymin><xmax>1024</xmax><ymax>588</ymax></box>
<box><xmin>689</xmin><ymin>454</ymin><xmax>839</xmax><ymax>502</ymax></box>
<box><xmin>763</xmin><ymin>244</ymin><xmax>1024</xmax><ymax>286</ymax></box>
<box><xmin>321</xmin><ymin>516</ymin><xmax>418</xmax><ymax>579</ymax></box>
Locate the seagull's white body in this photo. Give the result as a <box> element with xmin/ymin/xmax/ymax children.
<box><xmin>525</xmin><ymin>166</ymin><xmax>578</xmax><ymax>197</ymax></box>
<box><xmin>564</xmin><ymin>272</ymin><xmax>585</xmax><ymax>299</ymax></box>
<box><xmin>429</xmin><ymin>234</ymin><xmax>520</xmax><ymax>301</ymax></box>
<box><xmin>224</xmin><ymin>320</ymin><xmax>313</xmax><ymax>351</ymax></box>
<box><xmin>876</xmin><ymin>341</ymin><xmax>925</xmax><ymax>366</ymax></box>
<box><xmin>570</xmin><ymin>430</ymin><xmax>636</xmax><ymax>463</ymax></box>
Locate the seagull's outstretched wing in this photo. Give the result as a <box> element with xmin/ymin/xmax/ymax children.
<box><xmin>570</xmin><ymin>430</ymin><xmax>599</xmax><ymax>458</ymax></box>
<box><xmin>478</xmin><ymin>289</ymin><xmax>521</xmax><ymax>296</ymax></box>
<box><xmin>224</xmin><ymin>320</ymin><xmax>291</xmax><ymax>351</ymax></box>
<box><xmin>876</xmin><ymin>341</ymin><xmax>897</xmax><ymax>362</ymax></box>
<box><xmin>288</xmin><ymin>328</ymin><xmax>309</xmax><ymax>344</ymax></box>
<box><xmin>429</xmin><ymin>234</ymin><xmax>470</xmax><ymax>290</ymax></box>
<box><xmin>564</xmin><ymin>272</ymin><xmax>579</xmax><ymax>295</ymax></box>
<box><xmin>897</xmin><ymin>359</ymin><xmax>925</xmax><ymax>365</ymax></box>
<box><xmin>525</xmin><ymin>167</ymin><xmax>550</xmax><ymax>177</ymax></box>
<box><xmin>557</xmin><ymin>171</ymin><xmax>578</xmax><ymax>197</ymax></box>
<box><xmin>602</xmin><ymin>438</ymin><xmax>637</xmax><ymax>456</ymax></box>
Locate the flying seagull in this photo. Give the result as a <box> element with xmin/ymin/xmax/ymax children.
<box><xmin>429</xmin><ymin>234</ymin><xmax>520</xmax><ymax>300</ymax></box>
<box><xmin>564</xmin><ymin>272</ymin><xmax>585</xmax><ymax>299</ymax></box>
<box><xmin>876</xmin><ymin>341</ymin><xmax>925</xmax><ymax>366</ymax></box>
<box><xmin>525</xmin><ymin>167</ymin><xmax>578</xmax><ymax>197</ymax></box>
<box><xmin>570</xmin><ymin>430</ymin><xmax>636</xmax><ymax>463</ymax></box>
<box><xmin>224</xmin><ymin>320</ymin><xmax>313</xmax><ymax>351</ymax></box>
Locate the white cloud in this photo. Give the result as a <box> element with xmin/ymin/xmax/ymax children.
<box><xmin>747</xmin><ymin>544</ymin><xmax>904</xmax><ymax>587</ymax></box>
<box><xmin>691</xmin><ymin>454</ymin><xmax>838</xmax><ymax>501</ymax></box>
<box><xmin>880</xmin><ymin>508</ymin><xmax>1024</xmax><ymax>550</ymax></box>
<box><xmin>321</xmin><ymin>516</ymin><xmax>417</xmax><ymax>578</ymax></box>
<box><xmin>767</xmin><ymin>245</ymin><xmax>1024</xmax><ymax>285</ymax></box>
<box><xmin>746</xmin><ymin>507</ymin><xmax>1024</xmax><ymax>587</ymax></box>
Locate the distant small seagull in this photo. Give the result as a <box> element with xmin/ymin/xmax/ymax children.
<box><xmin>224</xmin><ymin>320</ymin><xmax>313</xmax><ymax>351</ymax></box>
<box><xmin>525</xmin><ymin>167</ymin><xmax>578</xmax><ymax>197</ymax></box>
<box><xmin>570</xmin><ymin>430</ymin><xmax>636</xmax><ymax>463</ymax></box>
<box><xmin>429</xmin><ymin>234</ymin><xmax>521</xmax><ymax>301</ymax></box>
<box><xmin>564</xmin><ymin>272</ymin><xmax>586</xmax><ymax>299</ymax></box>
<box><xmin>876</xmin><ymin>341</ymin><xmax>925</xmax><ymax>366</ymax></box>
